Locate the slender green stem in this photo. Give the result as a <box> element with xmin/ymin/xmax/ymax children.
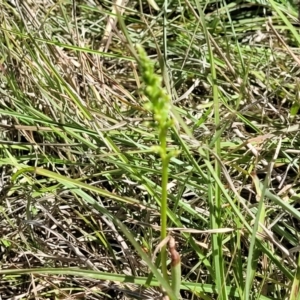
<box><xmin>160</xmin><ymin>128</ymin><xmax>169</xmax><ymax>280</ymax></box>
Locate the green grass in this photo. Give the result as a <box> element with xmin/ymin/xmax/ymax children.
<box><xmin>1</xmin><ymin>0</ymin><xmax>300</xmax><ymax>299</ymax></box>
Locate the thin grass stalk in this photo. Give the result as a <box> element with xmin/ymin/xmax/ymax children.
<box><xmin>195</xmin><ymin>1</ymin><xmax>227</xmax><ymax>299</ymax></box>
<box><xmin>0</xmin><ymin>266</ymin><xmax>269</xmax><ymax>298</ymax></box>
<box><xmin>290</xmin><ymin>253</ymin><xmax>300</xmax><ymax>300</ymax></box>
<box><xmin>268</xmin><ymin>0</ymin><xmax>300</xmax><ymax>45</ymax></box>
<box><xmin>244</xmin><ymin>171</ymin><xmax>266</xmax><ymax>299</ymax></box>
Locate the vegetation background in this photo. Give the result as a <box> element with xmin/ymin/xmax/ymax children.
<box><xmin>0</xmin><ymin>0</ymin><xmax>300</xmax><ymax>299</ymax></box>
